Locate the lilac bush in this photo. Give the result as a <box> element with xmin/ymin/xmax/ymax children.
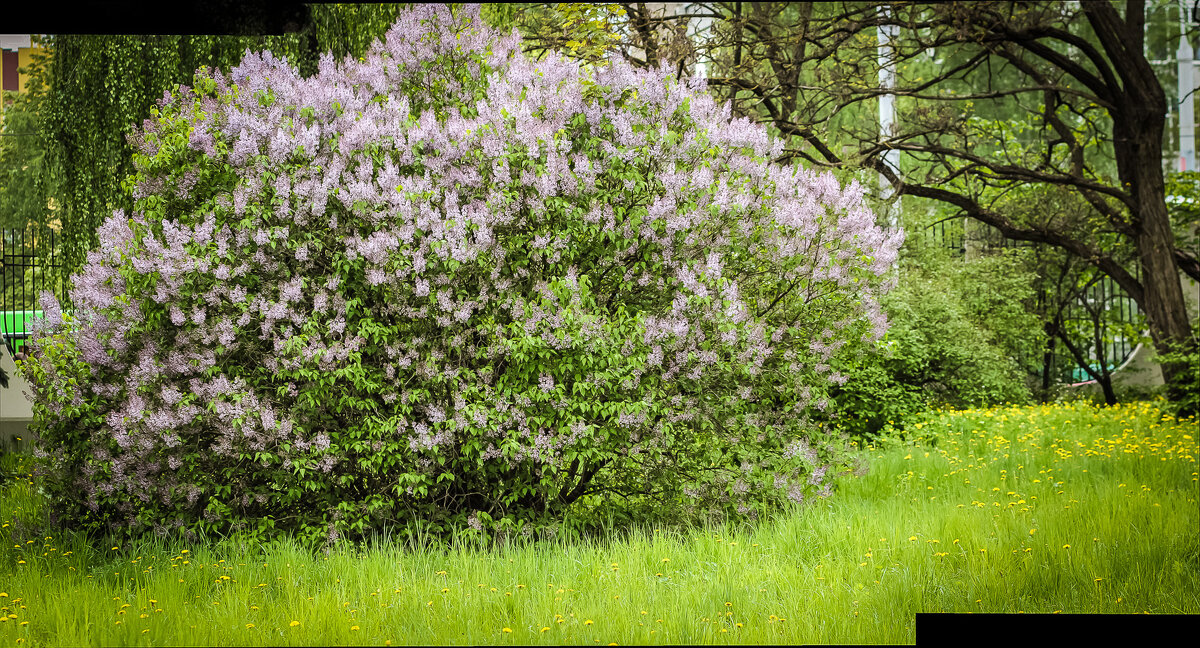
<box><xmin>18</xmin><ymin>5</ymin><xmax>902</xmax><ymax>546</ymax></box>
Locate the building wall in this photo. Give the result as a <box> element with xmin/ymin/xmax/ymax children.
<box><xmin>0</xmin><ymin>35</ymin><xmax>40</xmax><ymax>96</ymax></box>
<box><xmin>0</xmin><ymin>343</ymin><xmax>33</xmax><ymax>451</ymax></box>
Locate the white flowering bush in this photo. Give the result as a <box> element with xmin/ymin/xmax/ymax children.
<box><xmin>18</xmin><ymin>5</ymin><xmax>902</xmax><ymax>546</ymax></box>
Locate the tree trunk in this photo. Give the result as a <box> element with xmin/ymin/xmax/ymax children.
<box><xmin>1108</xmin><ymin>28</ymin><xmax>1197</xmax><ymax>402</ymax></box>
<box><xmin>1119</xmin><ymin>127</ymin><xmax>1196</xmax><ymax>401</ymax></box>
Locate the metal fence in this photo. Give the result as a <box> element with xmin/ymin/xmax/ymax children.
<box><xmin>923</xmin><ymin>218</ymin><xmax>965</xmax><ymax>256</ymax></box>
<box><xmin>1057</xmin><ymin>272</ymin><xmax>1143</xmax><ymax>384</ymax></box>
<box><xmin>1</xmin><ymin>225</ymin><xmax>67</xmax><ymax>356</ymax></box>
<box><xmin>922</xmin><ymin>218</ymin><xmax>1144</xmax><ymax>386</ymax></box>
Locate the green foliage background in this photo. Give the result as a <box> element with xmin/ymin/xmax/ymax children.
<box><xmin>829</xmin><ymin>241</ymin><xmax>1041</xmax><ymax>436</ymax></box>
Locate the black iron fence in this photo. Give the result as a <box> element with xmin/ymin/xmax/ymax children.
<box><xmin>1056</xmin><ymin>271</ymin><xmax>1143</xmax><ymax>384</ymax></box>
<box><xmin>1</xmin><ymin>225</ymin><xmax>68</xmax><ymax>356</ymax></box>
<box><xmin>923</xmin><ymin>218</ymin><xmax>965</xmax><ymax>256</ymax></box>
<box><xmin>923</xmin><ymin>218</ymin><xmax>1144</xmax><ymax>386</ymax></box>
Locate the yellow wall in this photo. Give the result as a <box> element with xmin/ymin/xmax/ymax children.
<box><xmin>16</xmin><ymin>46</ymin><xmax>36</xmax><ymax>94</ymax></box>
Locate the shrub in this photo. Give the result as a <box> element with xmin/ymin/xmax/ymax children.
<box><xmin>829</xmin><ymin>243</ymin><xmax>1038</xmax><ymax>436</ymax></box>
<box><xmin>1154</xmin><ymin>321</ymin><xmax>1200</xmax><ymax>419</ymax></box>
<box><xmin>18</xmin><ymin>5</ymin><xmax>902</xmax><ymax>547</ymax></box>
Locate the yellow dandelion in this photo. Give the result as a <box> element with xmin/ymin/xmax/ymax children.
<box><xmin>441</xmin><ymin>588</ymin><xmax>449</xmax><ymax>594</ymax></box>
<box><xmin>541</xmin><ymin>627</ymin><xmax>551</xmax><ymax>633</ymax></box>
<box><xmin>351</xmin><ymin>625</ymin><xmax>360</xmax><ymax>631</ymax></box>
<box><xmin>290</xmin><ymin>621</ymin><xmax>300</xmax><ymax>627</ymax></box>
<box><xmin>246</xmin><ymin>623</ymin><xmax>255</xmax><ymax>629</ymax></box>
<box><xmin>1063</xmin><ymin>544</ymin><xmax>1071</xmax><ymax>549</ymax></box>
<box><xmin>585</xmin><ymin>619</ymin><xmax>594</xmax><ymax>625</ymax></box>
<box><xmin>502</xmin><ymin>627</ymin><xmax>513</xmax><ymax>633</ymax></box>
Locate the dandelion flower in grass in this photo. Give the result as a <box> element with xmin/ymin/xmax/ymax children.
<box><xmin>290</xmin><ymin>621</ymin><xmax>300</xmax><ymax>627</ymax></box>
<box><xmin>502</xmin><ymin>628</ymin><xmax>513</xmax><ymax>634</ymax></box>
<box><xmin>351</xmin><ymin>625</ymin><xmax>360</xmax><ymax>631</ymax></box>
<box><xmin>246</xmin><ymin>624</ymin><xmax>255</xmax><ymax>629</ymax></box>
<box><xmin>441</xmin><ymin>588</ymin><xmax>449</xmax><ymax>594</ymax></box>
<box><xmin>541</xmin><ymin>627</ymin><xmax>551</xmax><ymax>633</ymax></box>
<box><xmin>1063</xmin><ymin>545</ymin><xmax>1071</xmax><ymax>549</ymax></box>
<box><xmin>585</xmin><ymin>620</ymin><xmax>594</xmax><ymax>625</ymax></box>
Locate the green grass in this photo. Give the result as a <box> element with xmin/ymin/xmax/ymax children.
<box><xmin>0</xmin><ymin>400</ymin><xmax>1196</xmax><ymax>645</ymax></box>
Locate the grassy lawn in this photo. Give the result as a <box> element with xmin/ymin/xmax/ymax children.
<box><xmin>0</xmin><ymin>400</ymin><xmax>1196</xmax><ymax>645</ymax></box>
